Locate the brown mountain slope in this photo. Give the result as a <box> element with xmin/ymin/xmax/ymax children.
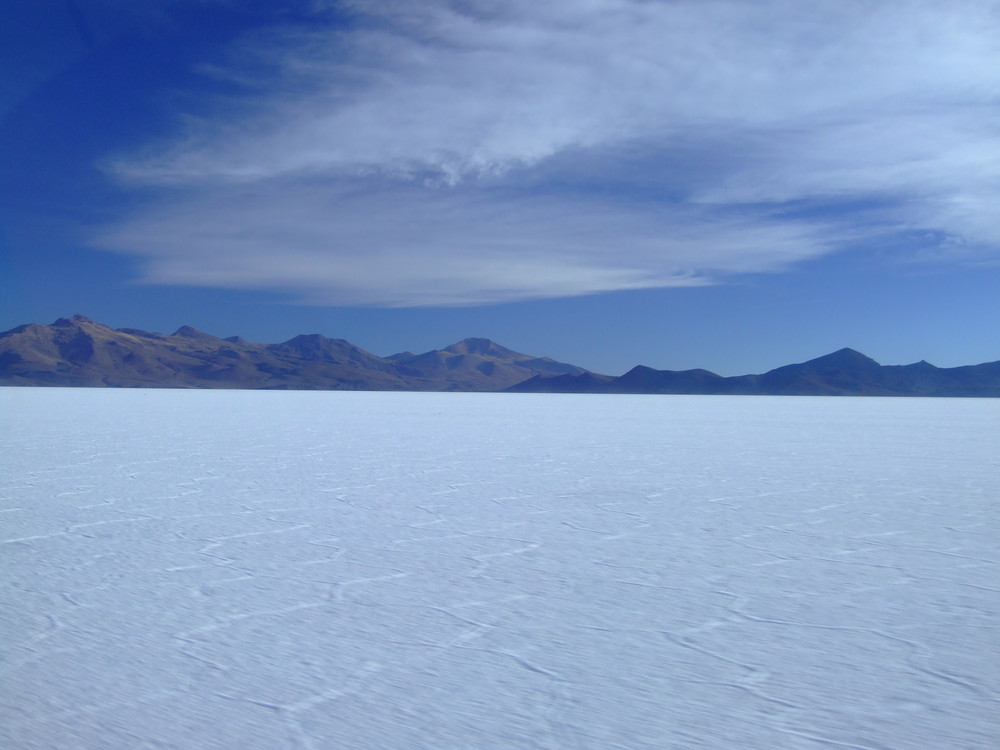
<box><xmin>0</xmin><ymin>316</ymin><xmax>591</xmax><ymax>391</ymax></box>
<box><xmin>388</xmin><ymin>337</ymin><xmax>588</xmax><ymax>391</ymax></box>
<box><xmin>0</xmin><ymin>315</ymin><xmax>411</xmax><ymax>389</ymax></box>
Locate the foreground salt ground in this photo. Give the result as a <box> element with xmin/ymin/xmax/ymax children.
<box><xmin>2</xmin><ymin>390</ymin><xmax>998</xmax><ymax>750</ymax></box>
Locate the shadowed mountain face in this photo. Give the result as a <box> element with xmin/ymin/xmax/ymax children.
<box><xmin>510</xmin><ymin>347</ymin><xmax>1000</xmax><ymax>397</ymax></box>
<box><xmin>0</xmin><ymin>316</ymin><xmax>586</xmax><ymax>391</ymax></box>
<box><xmin>2</xmin><ymin>316</ymin><xmax>998</xmax><ymax>395</ymax></box>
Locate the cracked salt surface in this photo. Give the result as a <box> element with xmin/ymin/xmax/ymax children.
<box><xmin>2</xmin><ymin>389</ymin><xmax>998</xmax><ymax>750</ymax></box>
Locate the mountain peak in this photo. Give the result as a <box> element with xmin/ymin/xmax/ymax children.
<box><xmin>271</xmin><ymin>333</ymin><xmax>376</xmax><ymax>365</ymax></box>
<box><xmin>444</xmin><ymin>338</ymin><xmax>514</xmax><ymax>357</ymax></box>
<box><xmin>830</xmin><ymin>347</ymin><xmax>868</xmax><ymax>357</ymax></box>
<box><xmin>53</xmin><ymin>314</ymin><xmax>98</xmax><ymax>328</ymax></box>
<box><xmin>172</xmin><ymin>325</ymin><xmax>217</xmax><ymax>339</ymax></box>
<box><xmin>278</xmin><ymin>333</ymin><xmax>351</xmax><ymax>350</ymax></box>
<box><xmin>806</xmin><ymin>348</ymin><xmax>880</xmax><ymax>367</ymax></box>
<box><xmin>624</xmin><ymin>365</ymin><xmax>658</xmax><ymax>376</ymax></box>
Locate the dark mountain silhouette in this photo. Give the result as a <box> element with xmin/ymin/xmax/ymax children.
<box><xmin>607</xmin><ymin>366</ymin><xmax>728</xmax><ymax>394</ymax></box>
<box><xmin>504</xmin><ymin>371</ymin><xmax>617</xmax><ymax>393</ymax></box>
<box><xmin>0</xmin><ymin>315</ymin><xmax>586</xmax><ymax>391</ymax></box>
<box><xmin>510</xmin><ymin>347</ymin><xmax>1000</xmax><ymax>397</ymax></box>
<box><xmin>2</xmin><ymin>315</ymin><xmax>997</xmax><ymax>395</ymax></box>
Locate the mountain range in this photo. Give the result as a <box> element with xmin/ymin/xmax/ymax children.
<box><xmin>0</xmin><ymin>315</ymin><xmax>584</xmax><ymax>391</ymax></box>
<box><xmin>510</xmin><ymin>348</ymin><xmax>1000</xmax><ymax>397</ymax></box>
<box><xmin>1</xmin><ymin>315</ymin><xmax>998</xmax><ymax>396</ymax></box>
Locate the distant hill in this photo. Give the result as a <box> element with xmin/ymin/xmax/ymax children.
<box><xmin>0</xmin><ymin>315</ymin><xmax>587</xmax><ymax>391</ymax></box>
<box><xmin>2</xmin><ymin>315</ymin><xmax>997</xmax><ymax>395</ymax></box>
<box><xmin>510</xmin><ymin>348</ymin><xmax>1000</xmax><ymax>397</ymax></box>
<box><xmin>387</xmin><ymin>337</ymin><xmax>587</xmax><ymax>391</ymax></box>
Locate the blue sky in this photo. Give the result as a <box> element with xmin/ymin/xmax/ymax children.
<box><xmin>3</xmin><ymin>0</ymin><xmax>999</xmax><ymax>376</ymax></box>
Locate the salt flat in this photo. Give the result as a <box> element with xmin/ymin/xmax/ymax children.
<box><xmin>2</xmin><ymin>389</ymin><xmax>998</xmax><ymax>750</ymax></box>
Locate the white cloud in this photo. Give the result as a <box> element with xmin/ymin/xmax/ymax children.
<box><xmin>98</xmin><ymin>0</ymin><xmax>1000</xmax><ymax>306</ymax></box>
<box><xmin>98</xmin><ymin>179</ymin><xmax>837</xmax><ymax>306</ymax></box>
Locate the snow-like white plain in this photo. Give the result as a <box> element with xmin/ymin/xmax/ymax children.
<box><xmin>2</xmin><ymin>388</ymin><xmax>998</xmax><ymax>750</ymax></box>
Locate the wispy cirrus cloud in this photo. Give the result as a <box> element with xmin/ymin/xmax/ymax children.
<box><xmin>98</xmin><ymin>178</ymin><xmax>840</xmax><ymax>306</ymax></box>
<box><xmin>97</xmin><ymin>0</ymin><xmax>1000</xmax><ymax>306</ymax></box>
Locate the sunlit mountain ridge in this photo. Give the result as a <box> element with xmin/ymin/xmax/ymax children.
<box><xmin>2</xmin><ymin>315</ymin><xmax>998</xmax><ymax>396</ymax></box>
